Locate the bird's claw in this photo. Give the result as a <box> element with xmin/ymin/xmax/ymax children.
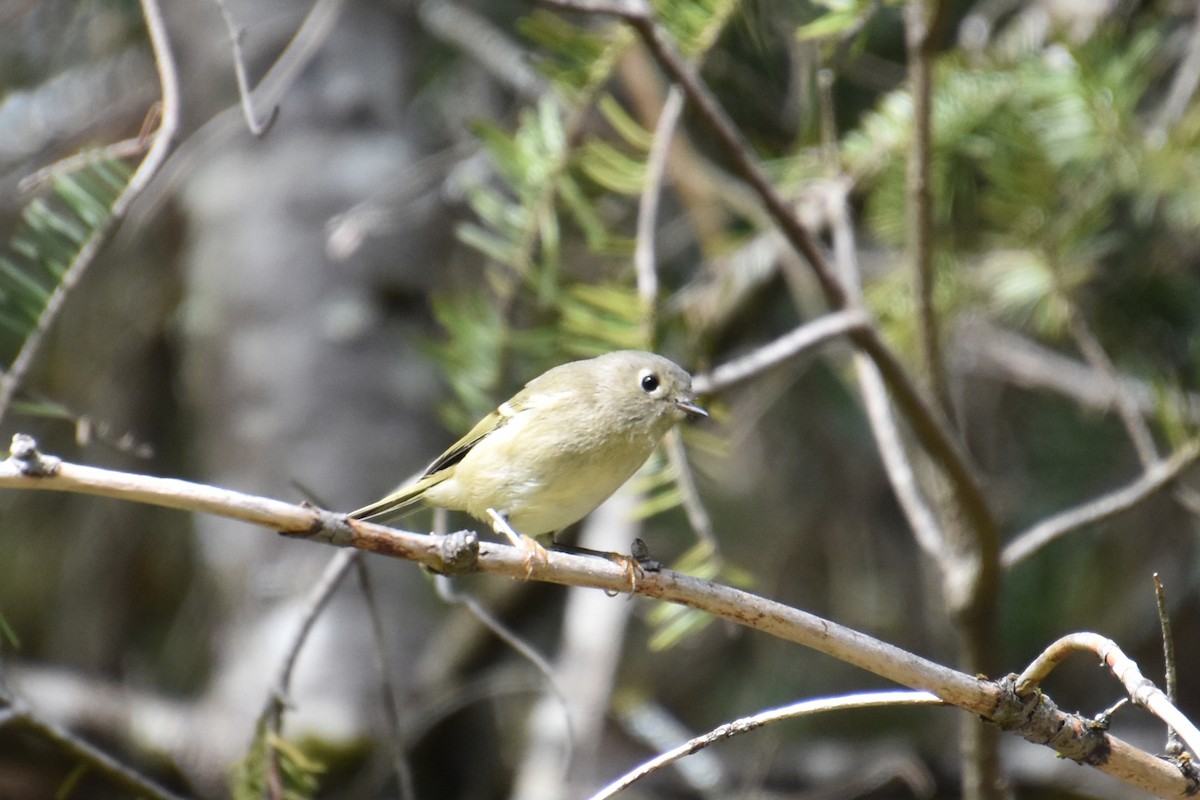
<box><xmin>487</xmin><ymin>508</ymin><xmax>549</xmax><ymax>578</ymax></box>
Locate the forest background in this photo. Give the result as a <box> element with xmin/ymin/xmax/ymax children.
<box><xmin>2</xmin><ymin>0</ymin><xmax>1200</xmax><ymax>798</ymax></box>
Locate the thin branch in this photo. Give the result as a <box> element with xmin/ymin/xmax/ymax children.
<box><xmin>953</xmin><ymin>317</ymin><xmax>1200</xmax><ymax>422</ymax></box>
<box><xmin>417</xmin><ymin>0</ymin><xmax>547</xmax><ymax>99</ymax></box>
<box><xmin>1064</xmin><ymin>305</ymin><xmax>1159</xmax><ymax>468</ymax></box>
<box><xmin>242</xmin><ymin>0</ymin><xmax>348</xmax><ymax>120</ymax></box>
<box><xmin>1015</xmin><ymin>632</ymin><xmax>1200</xmax><ymax>760</ymax></box>
<box><xmin>663</xmin><ymin>428</ymin><xmax>718</xmax><ymax>553</ymax></box>
<box><xmin>1154</xmin><ymin>574</ymin><xmax>1184</xmax><ymax>757</ymax></box>
<box><xmin>824</xmin><ymin>183</ymin><xmax>948</xmax><ymax>568</ymax></box>
<box><xmin>213</xmin><ymin>0</ymin><xmax>280</xmax><ymax>137</ymax></box>
<box><xmin>634</xmin><ymin>84</ymin><xmax>684</xmax><ymax>314</ymax></box>
<box><xmin>0</xmin><ymin>436</ymin><xmax>1195</xmax><ymax>796</ymax></box>
<box><xmin>0</xmin><ymin>0</ymin><xmax>181</xmax><ymax>424</ymax></box>
<box><xmin>353</xmin><ymin>558</ymin><xmax>417</xmax><ymax>800</ymax></box>
<box><xmin>690</xmin><ymin>308</ymin><xmax>871</xmax><ymax>395</ymax></box>
<box><xmin>433</xmin><ymin>576</ymin><xmax>567</xmax><ymax>705</ymax></box>
<box><xmin>588</xmin><ymin>691</ymin><xmax>944</xmax><ymax>800</ymax></box>
<box><xmin>260</xmin><ymin>550</ymin><xmax>358</xmax><ymax>733</ymax></box>
<box><xmin>0</xmin><ymin>699</ymin><xmax>187</xmax><ymax>800</ymax></box>
<box><xmin>1002</xmin><ymin>439</ymin><xmax>1200</xmax><ymax>569</ymax></box>
<box><xmin>17</xmin><ymin>138</ymin><xmax>150</xmax><ymax>193</ymax></box>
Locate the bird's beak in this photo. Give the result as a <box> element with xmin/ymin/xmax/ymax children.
<box><xmin>675</xmin><ymin>397</ymin><xmax>708</xmax><ymax>419</ymax></box>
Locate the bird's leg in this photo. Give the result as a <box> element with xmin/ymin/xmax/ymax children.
<box><xmin>549</xmin><ymin>538</ymin><xmax>661</xmax><ymax>593</ymax></box>
<box><xmin>486</xmin><ymin>508</ymin><xmax>549</xmax><ymax>576</ymax></box>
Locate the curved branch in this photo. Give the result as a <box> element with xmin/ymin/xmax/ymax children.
<box><xmin>1016</xmin><ymin>632</ymin><xmax>1200</xmax><ymax>760</ymax></box>
<box><xmin>1002</xmin><ymin>439</ymin><xmax>1200</xmax><ymax>569</ymax></box>
<box><xmin>0</xmin><ymin>435</ymin><xmax>1193</xmax><ymax>797</ymax></box>
<box><xmin>589</xmin><ymin>691</ymin><xmax>944</xmax><ymax>800</ymax></box>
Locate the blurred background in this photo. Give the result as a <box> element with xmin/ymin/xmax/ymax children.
<box><xmin>1</xmin><ymin>0</ymin><xmax>1200</xmax><ymax>798</ymax></box>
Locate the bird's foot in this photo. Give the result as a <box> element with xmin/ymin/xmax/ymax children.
<box><xmin>486</xmin><ymin>508</ymin><xmax>549</xmax><ymax>577</ymax></box>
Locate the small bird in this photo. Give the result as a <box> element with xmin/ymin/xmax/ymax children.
<box><xmin>350</xmin><ymin>350</ymin><xmax>707</xmax><ymax>561</ymax></box>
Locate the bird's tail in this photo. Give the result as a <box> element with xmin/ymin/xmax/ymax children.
<box><xmin>349</xmin><ymin>478</ymin><xmax>430</xmax><ymax>521</ymax></box>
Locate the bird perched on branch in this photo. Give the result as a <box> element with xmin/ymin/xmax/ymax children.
<box><xmin>350</xmin><ymin>350</ymin><xmax>707</xmax><ymax>565</ymax></box>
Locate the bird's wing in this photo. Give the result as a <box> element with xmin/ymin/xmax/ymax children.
<box><xmin>349</xmin><ymin>403</ymin><xmax>519</xmax><ymax>521</ymax></box>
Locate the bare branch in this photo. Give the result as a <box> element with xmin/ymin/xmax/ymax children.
<box><xmin>691</xmin><ymin>308</ymin><xmax>871</xmax><ymax>395</ymax></box>
<box><xmin>213</xmin><ymin>0</ymin><xmax>280</xmax><ymax>137</ymax></box>
<box><xmin>418</xmin><ymin>0</ymin><xmax>547</xmax><ymax>99</ymax></box>
<box><xmin>1002</xmin><ymin>439</ymin><xmax>1200</xmax><ymax>569</ymax></box>
<box><xmin>1015</xmin><ymin>632</ymin><xmax>1200</xmax><ymax>760</ymax></box>
<box><xmin>353</xmin><ymin>558</ymin><xmax>417</xmax><ymax>800</ymax></box>
<box><xmin>0</xmin><ymin>435</ymin><xmax>1195</xmax><ymax>796</ymax></box>
<box><xmin>588</xmin><ymin>691</ymin><xmax>944</xmax><ymax>800</ymax></box>
<box><xmin>256</xmin><ymin>550</ymin><xmax>358</xmax><ymax>784</ymax></box>
<box><xmin>953</xmin><ymin>318</ymin><xmax>1200</xmax><ymax>424</ymax></box>
<box><xmin>0</xmin><ymin>697</ymin><xmax>187</xmax><ymax>800</ymax></box>
<box><xmin>635</xmin><ymin>85</ymin><xmax>684</xmax><ymax>309</ymax></box>
<box><xmin>663</xmin><ymin>427</ymin><xmax>718</xmax><ymax>553</ymax></box>
<box><xmin>824</xmin><ymin>184</ymin><xmax>949</xmax><ymax>570</ymax></box>
<box><xmin>0</xmin><ymin>0</ymin><xmax>182</xmax><ymax>424</ymax></box>
<box><xmin>1154</xmin><ymin>574</ymin><xmax>1184</xmax><ymax>758</ymax></box>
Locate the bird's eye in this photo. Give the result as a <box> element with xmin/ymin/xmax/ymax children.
<box><xmin>640</xmin><ymin>373</ymin><xmax>660</xmax><ymax>394</ymax></box>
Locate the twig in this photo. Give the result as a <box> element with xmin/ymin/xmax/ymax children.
<box><xmin>663</xmin><ymin>428</ymin><xmax>717</xmax><ymax>553</ymax></box>
<box><xmin>0</xmin><ymin>696</ymin><xmax>186</xmax><ymax>800</ymax></box>
<box><xmin>240</xmin><ymin>0</ymin><xmax>348</xmax><ymax>121</ymax></box>
<box><xmin>17</xmin><ymin>139</ymin><xmax>150</xmax><ymax>193</ymax></box>
<box><xmin>1002</xmin><ymin>439</ymin><xmax>1200</xmax><ymax>569</ymax></box>
<box><xmin>0</xmin><ymin>0</ymin><xmax>181</xmax><ymax>425</ymax></box>
<box><xmin>1154</xmin><ymin>574</ymin><xmax>1184</xmax><ymax>757</ymax></box>
<box><xmin>0</xmin><ymin>435</ymin><xmax>1194</xmax><ymax>797</ymax></box>
<box><xmin>824</xmin><ymin>183</ymin><xmax>948</xmax><ymax>569</ymax></box>
<box><xmin>259</xmin><ymin>549</ymin><xmax>358</xmax><ymax>739</ymax></box>
<box><xmin>954</xmin><ymin>318</ymin><xmax>1200</xmax><ymax>423</ymax></box>
<box><xmin>690</xmin><ymin>308</ymin><xmax>871</xmax><ymax>394</ymax></box>
<box><xmin>634</xmin><ymin>84</ymin><xmax>684</xmax><ymax>314</ymax></box>
<box><xmin>434</xmin><ymin>577</ymin><xmax>567</xmax><ymax>706</ymax></box>
<box><xmin>1015</xmin><ymin>632</ymin><xmax>1200</xmax><ymax>759</ymax></box>
<box><xmin>417</xmin><ymin>0</ymin><xmax>547</xmax><ymax>99</ymax></box>
<box><xmin>1064</xmin><ymin>303</ymin><xmax>1159</xmax><ymax>468</ymax></box>
<box><xmin>588</xmin><ymin>691</ymin><xmax>944</xmax><ymax>800</ymax></box>
<box><xmin>353</xmin><ymin>558</ymin><xmax>417</xmax><ymax>800</ymax></box>
<box><xmin>213</xmin><ymin>0</ymin><xmax>280</xmax><ymax>137</ymax></box>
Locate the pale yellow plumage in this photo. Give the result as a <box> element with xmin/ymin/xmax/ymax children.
<box><xmin>350</xmin><ymin>350</ymin><xmax>706</xmax><ymax>538</ymax></box>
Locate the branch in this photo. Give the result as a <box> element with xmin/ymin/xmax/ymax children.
<box><xmin>1001</xmin><ymin>439</ymin><xmax>1200</xmax><ymax>569</ymax></box>
<box><xmin>690</xmin><ymin>308</ymin><xmax>871</xmax><ymax>395</ymax></box>
<box><xmin>0</xmin><ymin>435</ymin><xmax>1194</xmax><ymax>796</ymax></box>
<box><xmin>255</xmin><ymin>549</ymin><xmax>358</xmax><ymax>789</ymax></box>
<box><xmin>0</xmin><ymin>693</ymin><xmax>185</xmax><ymax>800</ymax></box>
<box><xmin>953</xmin><ymin>318</ymin><xmax>1200</xmax><ymax>424</ymax></box>
<box><xmin>634</xmin><ymin>84</ymin><xmax>684</xmax><ymax>316</ymax></box>
<box><xmin>905</xmin><ymin>0</ymin><xmax>952</xmax><ymax>420</ymax></box>
<box><xmin>588</xmin><ymin>691</ymin><xmax>944</xmax><ymax>800</ymax></box>
<box><xmin>213</xmin><ymin>0</ymin><xmax>280</xmax><ymax>136</ymax></box>
<box><xmin>1154</xmin><ymin>574</ymin><xmax>1184</xmax><ymax>757</ymax></box>
<box><xmin>1015</xmin><ymin>632</ymin><xmax>1200</xmax><ymax>762</ymax></box>
<box><xmin>0</xmin><ymin>0</ymin><xmax>181</xmax><ymax>424</ymax></box>
<box><xmin>824</xmin><ymin>183</ymin><xmax>949</xmax><ymax>573</ymax></box>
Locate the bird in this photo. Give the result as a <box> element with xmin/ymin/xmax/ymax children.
<box><xmin>349</xmin><ymin>350</ymin><xmax>707</xmax><ymax>565</ymax></box>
